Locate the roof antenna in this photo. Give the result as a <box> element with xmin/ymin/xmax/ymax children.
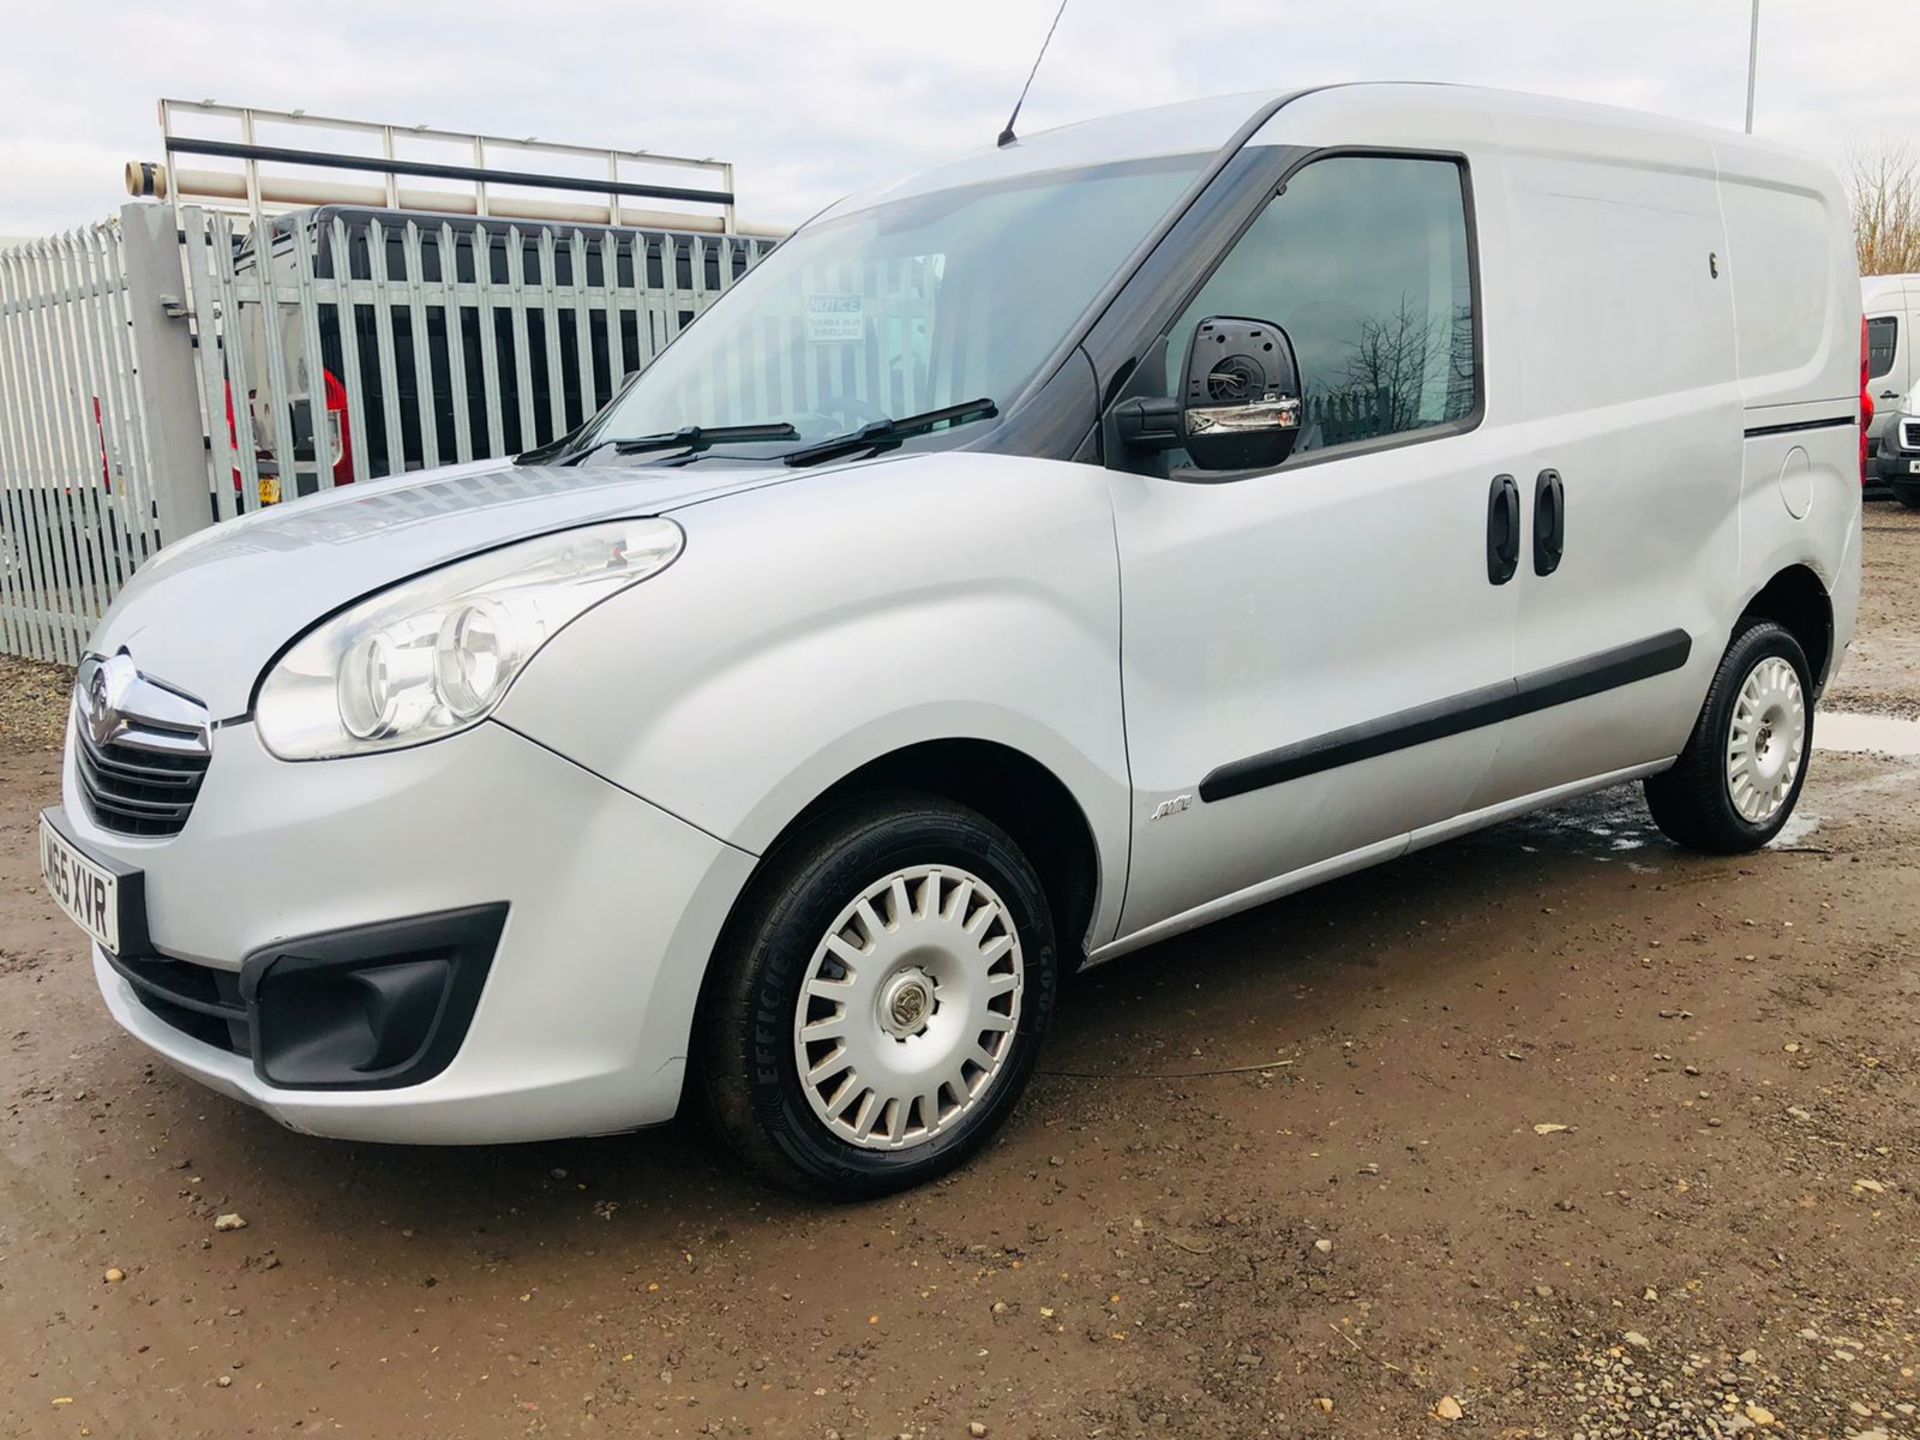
<box><xmin>997</xmin><ymin>0</ymin><xmax>1070</xmax><ymax>148</ymax></box>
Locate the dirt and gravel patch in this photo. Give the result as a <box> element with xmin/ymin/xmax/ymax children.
<box><xmin>1</xmin><ymin>505</ymin><xmax>1917</xmax><ymax>1439</ymax></box>
<box><xmin>1823</xmin><ymin>504</ymin><xmax>1920</xmax><ymax>718</ymax></box>
<box><xmin>0</xmin><ymin>654</ymin><xmax>72</xmax><ymax>752</ymax></box>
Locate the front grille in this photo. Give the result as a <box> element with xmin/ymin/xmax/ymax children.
<box><xmin>75</xmin><ymin>722</ymin><xmax>210</xmax><ymax>837</ymax></box>
<box><xmin>1901</xmin><ymin>418</ymin><xmax>1920</xmax><ymax>453</ymax></box>
<box><xmin>71</xmin><ymin>653</ymin><xmax>213</xmax><ymax>838</ymax></box>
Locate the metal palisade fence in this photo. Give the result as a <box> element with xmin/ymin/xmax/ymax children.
<box><xmin>192</xmin><ymin>204</ymin><xmax>775</xmax><ymax>514</ymax></box>
<box><xmin>0</xmin><ymin>225</ymin><xmax>164</xmax><ymax>664</ymax></box>
<box><xmin>0</xmin><ymin>202</ymin><xmax>775</xmax><ymax>663</ymax></box>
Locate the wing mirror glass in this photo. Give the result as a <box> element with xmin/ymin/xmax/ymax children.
<box><xmin>1117</xmin><ymin>316</ymin><xmax>1303</xmax><ymax>471</ymax></box>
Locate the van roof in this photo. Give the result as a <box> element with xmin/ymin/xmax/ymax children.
<box><xmin>824</xmin><ymin>82</ymin><xmax>1823</xmax><ymax>221</ymax></box>
<box><xmin>1863</xmin><ymin>273</ymin><xmax>1920</xmax><ymax>307</ymax></box>
<box><xmin>823</xmin><ymin>90</ymin><xmax>1286</xmax><ymax>219</ymax></box>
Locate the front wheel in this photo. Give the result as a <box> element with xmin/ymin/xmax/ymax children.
<box><xmin>1644</xmin><ymin>619</ymin><xmax>1813</xmax><ymax>853</ymax></box>
<box><xmin>698</xmin><ymin>793</ymin><xmax>1057</xmax><ymax>1198</ymax></box>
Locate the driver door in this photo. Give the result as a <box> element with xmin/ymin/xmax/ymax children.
<box><xmin>1103</xmin><ymin>152</ymin><xmax>1521</xmax><ymax>944</ymax></box>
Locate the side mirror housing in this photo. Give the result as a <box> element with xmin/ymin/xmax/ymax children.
<box><xmin>1179</xmin><ymin>316</ymin><xmax>1302</xmax><ymax>470</ymax></box>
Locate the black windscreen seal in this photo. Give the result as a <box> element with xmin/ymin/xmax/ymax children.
<box><xmin>1198</xmin><ymin>629</ymin><xmax>1692</xmax><ymax>803</ymax></box>
<box><xmin>1743</xmin><ymin>414</ymin><xmax>1856</xmax><ymax>439</ymax></box>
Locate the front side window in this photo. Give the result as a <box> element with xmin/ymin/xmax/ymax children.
<box><xmin>583</xmin><ymin>155</ymin><xmax>1205</xmax><ymax>446</ymax></box>
<box><xmin>1868</xmin><ymin>315</ymin><xmax>1898</xmax><ymax>380</ymax></box>
<box><xmin>1167</xmin><ymin>155</ymin><xmax>1478</xmax><ymax>458</ymax></box>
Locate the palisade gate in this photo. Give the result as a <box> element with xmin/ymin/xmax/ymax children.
<box><xmin>0</xmin><ymin>207</ymin><xmax>773</xmax><ymax>665</ymax></box>
<box><xmin>0</xmin><ymin>101</ymin><xmax>785</xmax><ymax>665</ymax></box>
<box><xmin>0</xmin><ymin>219</ymin><xmax>170</xmax><ymax>665</ymax></box>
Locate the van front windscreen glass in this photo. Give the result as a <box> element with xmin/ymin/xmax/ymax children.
<box><xmin>589</xmin><ymin>154</ymin><xmax>1205</xmax><ymax>445</ymax></box>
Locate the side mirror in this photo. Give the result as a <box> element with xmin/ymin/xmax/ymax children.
<box><xmin>1180</xmin><ymin>316</ymin><xmax>1302</xmax><ymax>469</ymax></box>
<box><xmin>1116</xmin><ymin>316</ymin><xmax>1303</xmax><ymax>471</ymax></box>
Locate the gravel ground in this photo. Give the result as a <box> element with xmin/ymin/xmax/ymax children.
<box><xmin>1822</xmin><ymin>505</ymin><xmax>1920</xmax><ymax>718</ymax></box>
<box><xmin>0</xmin><ymin>504</ymin><xmax>1917</xmax><ymax>1439</ymax></box>
<box><xmin>0</xmin><ymin>654</ymin><xmax>72</xmax><ymax>752</ymax></box>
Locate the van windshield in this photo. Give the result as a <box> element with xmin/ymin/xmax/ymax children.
<box><xmin>586</xmin><ymin>154</ymin><xmax>1206</xmax><ymax>448</ymax></box>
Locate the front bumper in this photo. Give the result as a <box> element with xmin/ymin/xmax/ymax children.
<box><xmin>72</xmin><ymin>718</ymin><xmax>756</xmax><ymax>1144</ymax></box>
<box><xmin>1873</xmin><ymin>437</ymin><xmax>1920</xmax><ymax>485</ymax></box>
<box><xmin>1880</xmin><ymin>456</ymin><xmax>1920</xmax><ymax>493</ymax></box>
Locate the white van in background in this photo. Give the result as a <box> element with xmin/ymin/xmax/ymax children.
<box><xmin>1864</xmin><ymin>272</ymin><xmax>1920</xmax><ymax>485</ymax></box>
<box><xmin>48</xmin><ymin>85</ymin><xmax>1865</xmax><ymax>1196</ymax></box>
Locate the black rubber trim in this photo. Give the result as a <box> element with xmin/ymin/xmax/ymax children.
<box><xmin>166</xmin><ymin>138</ymin><xmax>733</xmax><ymax>205</ymax></box>
<box><xmin>104</xmin><ymin>948</ymin><xmax>239</xmax><ymax>1022</ymax></box>
<box><xmin>1743</xmin><ymin>414</ymin><xmax>1856</xmax><ymax>439</ymax></box>
<box><xmin>1198</xmin><ymin>629</ymin><xmax>1693</xmax><ymax>803</ymax></box>
<box><xmin>240</xmin><ymin>903</ymin><xmax>507</xmax><ymax>1091</ymax></box>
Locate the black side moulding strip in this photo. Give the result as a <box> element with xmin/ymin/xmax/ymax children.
<box><xmin>1198</xmin><ymin>629</ymin><xmax>1692</xmax><ymax>802</ymax></box>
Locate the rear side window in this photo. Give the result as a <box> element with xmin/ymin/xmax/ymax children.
<box><xmin>1167</xmin><ymin>155</ymin><xmax>1478</xmax><ymax>454</ymax></box>
<box><xmin>1868</xmin><ymin>315</ymin><xmax>1898</xmax><ymax>380</ymax></box>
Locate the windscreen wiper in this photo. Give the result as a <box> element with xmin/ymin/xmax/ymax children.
<box><xmin>780</xmin><ymin>399</ymin><xmax>997</xmax><ymax>468</ymax></box>
<box><xmin>611</xmin><ymin>422</ymin><xmax>798</xmax><ymax>456</ymax></box>
<box><xmin>513</xmin><ymin>428</ymin><xmax>587</xmax><ymax>465</ymax></box>
<box><xmin>519</xmin><ymin>422</ymin><xmax>800</xmax><ymax>467</ymax></box>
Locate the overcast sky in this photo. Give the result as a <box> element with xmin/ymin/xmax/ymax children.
<box><xmin>0</xmin><ymin>0</ymin><xmax>1913</xmax><ymax>238</ymax></box>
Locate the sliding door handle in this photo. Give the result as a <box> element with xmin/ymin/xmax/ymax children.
<box><xmin>1533</xmin><ymin>468</ymin><xmax>1565</xmax><ymax>576</ymax></box>
<box><xmin>1487</xmin><ymin>474</ymin><xmax>1520</xmax><ymax>585</ymax></box>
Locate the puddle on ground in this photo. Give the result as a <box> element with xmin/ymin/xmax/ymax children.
<box><xmin>1487</xmin><ymin>762</ymin><xmax>1833</xmax><ymax>867</ymax></box>
<box><xmin>1815</xmin><ymin>711</ymin><xmax>1920</xmax><ymax>757</ymax></box>
<box><xmin>1768</xmin><ymin>808</ymin><xmax>1822</xmax><ymax>849</ymax></box>
<box><xmin>1454</xmin><ymin>712</ymin><xmax>1916</xmax><ymax>868</ymax></box>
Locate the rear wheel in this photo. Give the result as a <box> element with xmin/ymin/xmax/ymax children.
<box><xmin>698</xmin><ymin>793</ymin><xmax>1057</xmax><ymax>1198</ymax></box>
<box><xmin>1644</xmin><ymin>620</ymin><xmax>1812</xmax><ymax>853</ymax></box>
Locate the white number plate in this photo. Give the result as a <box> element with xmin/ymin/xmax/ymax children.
<box><xmin>41</xmin><ymin>813</ymin><xmax>121</xmax><ymax>953</ymax></box>
<box><xmin>1907</xmin><ymin>459</ymin><xmax>1920</xmax><ymax>474</ymax></box>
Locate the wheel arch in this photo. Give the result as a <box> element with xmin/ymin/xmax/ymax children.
<box><xmin>1737</xmin><ymin>563</ymin><xmax>1834</xmax><ymax>694</ymax></box>
<box><xmin>736</xmin><ymin>737</ymin><xmax>1105</xmax><ymax>965</ymax></box>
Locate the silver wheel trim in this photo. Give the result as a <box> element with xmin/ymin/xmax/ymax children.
<box><xmin>792</xmin><ymin>864</ymin><xmax>1023</xmax><ymax>1152</ymax></box>
<box><xmin>1726</xmin><ymin>654</ymin><xmax>1806</xmax><ymax>825</ymax></box>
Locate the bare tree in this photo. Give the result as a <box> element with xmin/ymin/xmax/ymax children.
<box><xmin>1849</xmin><ymin>142</ymin><xmax>1920</xmax><ymax>277</ymax></box>
<box><xmin>1339</xmin><ymin>297</ymin><xmax>1440</xmax><ymax>435</ymax></box>
<box><xmin>1317</xmin><ymin>296</ymin><xmax>1474</xmax><ymax>443</ymax></box>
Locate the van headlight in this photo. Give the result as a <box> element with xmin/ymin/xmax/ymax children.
<box><xmin>255</xmin><ymin>518</ymin><xmax>683</xmax><ymax>760</ymax></box>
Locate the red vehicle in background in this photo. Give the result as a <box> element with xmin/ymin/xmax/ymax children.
<box><xmin>1863</xmin><ymin>315</ymin><xmax>1876</xmax><ymax>486</ymax></box>
<box><xmin>225</xmin><ymin>367</ymin><xmax>353</xmax><ymax>505</ymax></box>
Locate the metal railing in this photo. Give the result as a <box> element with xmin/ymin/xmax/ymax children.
<box><xmin>196</xmin><ymin>205</ymin><xmax>774</xmax><ymax>518</ymax></box>
<box><xmin>150</xmin><ymin>98</ymin><xmax>751</xmax><ymax>235</ymax></box>
<box><xmin>0</xmin><ymin>203</ymin><xmax>776</xmax><ymax>662</ymax></box>
<box><xmin>0</xmin><ymin>225</ymin><xmax>162</xmax><ymax>664</ymax></box>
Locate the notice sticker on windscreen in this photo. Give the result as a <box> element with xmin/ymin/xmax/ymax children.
<box><xmin>806</xmin><ymin>294</ymin><xmax>864</xmax><ymax>344</ymax></box>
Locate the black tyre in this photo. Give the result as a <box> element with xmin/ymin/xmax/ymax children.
<box><xmin>698</xmin><ymin>792</ymin><xmax>1057</xmax><ymax>1199</ymax></box>
<box><xmin>1644</xmin><ymin>620</ymin><xmax>1813</xmax><ymax>854</ymax></box>
<box><xmin>1895</xmin><ymin>487</ymin><xmax>1920</xmax><ymax>512</ymax></box>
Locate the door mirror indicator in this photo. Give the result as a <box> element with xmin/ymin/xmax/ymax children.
<box><xmin>1118</xmin><ymin>317</ymin><xmax>1304</xmax><ymax>470</ymax></box>
<box><xmin>1179</xmin><ymin>316</ymin><xmax>1302</xmax><ymax>470</ymax></box>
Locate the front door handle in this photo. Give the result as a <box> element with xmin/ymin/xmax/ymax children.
<box><xmin>1880</xmin><ymin>390</ymin><xmax>1902</xmax><ymax>400</ymax></box>
<box><xmin>1534</xmin><ymin>468</ymin><xmax>1565</xmax><ymax>576</ymax></box>
<box><xmin>1487</xmin><ymin>474</ymin><xmax>1520</xmax><ymax>585</ymax></box>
